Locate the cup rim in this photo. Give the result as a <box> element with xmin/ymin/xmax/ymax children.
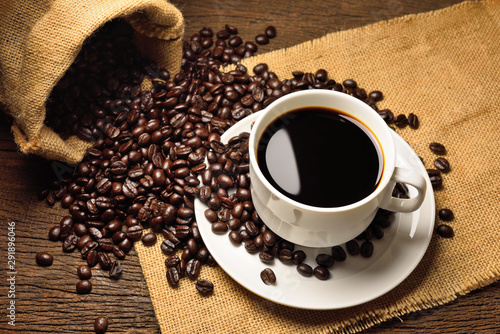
<box><xmin>249</xmin><ymin>89</ymin><xmax>396</xmax><ymax>213</ymax></box>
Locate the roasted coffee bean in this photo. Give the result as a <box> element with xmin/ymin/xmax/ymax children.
<box><xmin>346</xmin><ymin>240</ymin><xmax>360</xmax><ymax>255</ymax></box>
<box><xmin>244</xmin><ymin>239</ymin><xmax>259</xmax><ymax>253</ymax></box>
<box><xmin>438</xmin><ymin>208</ymin><xmax>455</xmax><ymax>221</ymax></box>
<box><xmin>48</xmin><ymin>226</ymin><xmax>61</xmax><ymax>241</ymax></box>
<box><xmin>76</xmin><ymin>279</ymin><xmax>92</xmax><ymax>294</ymax></box>
<box><xmin>228</xmin><ymin>230</ymin><xmax>243</xmax><ymax>244</ymax></box>
<box><xmin>360</xmin><ymin>241</ymin><xmax>374</xmax><ymax>258</ymax></box>
<box><xmin>212</xmin><ymin>221</ymin><xmax>228</xmax><ymax>233</ymax></box>
<box><xmin>253</xmin><ymin>63</ymin><xmax>268</xmax><ymax>74</ymax></box>
<box><xmin>430</xmin><ymin>174</ymin><xmax>443</xmax><ymax>189</ymax></box>
<box><xmin>377</xmin><ymin>109</ymin><xmax>394</xmax><ymax>123</ymax></box>
<box><xmin>265</xmin><ymin>26</ymin><xmax>277</xmax><ymax>38</ymax></box>
<box><xmin>429</xmin><ymin>142</ymin><xmax>446</xmax><ymax>155</ymax></box>
<box><xmin>166</xmin><ymin>267</ymin><xmax>180</xmax><ymax>287</ymax></box>
<box><xmin>296</xmin><ymin>263</ymin><xmax>313</xmax><ymax>277</ymax></box>
<box><xmin>316</xmin><ymin>253</ymin><xmax>334</xmax><ymax>268</ymax></box>
<box><xmin>109</xmin><ymin>261</ymin><xmax>122</xmax><ymax>279</ymax></box>
<box><xmin>437</xmin><ymin>224</ymin><xmax>454</xmax><ymax>238</ymax></box>
<box><xmin>196</xmin><ymin>279</ymin><xmax>214</xmax><ymax>295</ymax></box>
<box><xmin>112</xmin><ymin>246</ymin><xmax>126</xmax><ymax>260</ymax></box>
<box><xmin>126</xmin><ymin>225</ymin><xmax>143</xmax><ymax>241</ymax></box>
<box><xmin>142</xmin><ymin>232</ymin><xmax>157</xmax><ymax>246</ymax></box>
<box><xmin>186</xmin><ymin>259</ymin><xmax>201</xmax><ymax>279</ymax></box>
<box><xmin>313</xmin><ymin>266</ymin><xmax>330</xmax><ymax>280</ymax></box>
<box><xmin>434</xmin><ymin>157</ymin><xmax>450</xmax><ymax>173</ymax></box>
<box><xmin>165</xmin><ymin>255</ymin><xmax>180</xmax><ymax>268</ymax></box>
<box><xmin>262</xmin><ymin>230</ymin><xmax>276</xmax><ymax>247</ymax></box>
<box><xmin>260</xmin><ymin>268</ymin><xmax>276</xmax><ymax>285</ymax></box>
<box><xmin>343</xmin><ymin>79</ymin><xmax>357</xmax><ymax>89</ymax></box>
<box><xmin>331</xmin><ymin>245</ymin><xmax>347</xmax><ymax>262</ymax></box>
<box><xmin>278</xmin><ymin>249</ymin><xmax>292</xmax><ymax>263</ymax></box>
<box><xmin>36</xmin><ymin>252</ymin><xmax>53</xmax><ymax>266</ymax></box>
<box><xmin>88</xmin><ymin>227</ymin><xmax>103</xmax><ymax>240</ymax></box>
<box><xmin>94</xmin><ymin>316</ymin><xmax>108</xmax><ymax>334</ymax></box>
<box><xmin>86</xmin><ymin>249</ymin><xmax>99</xmax><ymax>267</ymax></box>
<box><xmin>394</xmin><ymin>114</ymin><xmax>408</xmax><ymax>128</ymax></box>
<box><xmin>98</xmin><ymin>252</ymin><xmax>112</xmax><ymax>270</ymax></box>
<box><xmin>408</xmin><ymin>113</ymin><xmax>419</xmax><ymax>129</ymax></box>
<box><xmin>63</xmin><ymin>234</ymin><xmax>78</xmax><ymax>253</ymax></box>
<box><xmin>255</xmin><ymin>34</ymin><xmax>269</xmax><ymax>45</ymax></box>
<box><xmin>279</xmin><ymin>240</ymin><xmax>295</xmax><ymax>252</ymax></box>
<box><xmin>369</xmin><ymin>90</ymin><xmax>383</xmax><ymax>101</ymax></box>
<box><xmin>259</xmin><ymin>251</ymin><xmax>274</xmax><ymax>263</ymax></box>
<box><xmin>160</xmin><ymin>239</ymin><xmax>177</xmax><ymax>254</ymax></box>
<box><xmin>291</xmin><ymin>250</ymin><xmax>306</xmax><ymax>265</ymax></box>
<box><xmin>77</xmin><ymin>265</ymin><xmax>92</xmax><ymax>280</ymax></box>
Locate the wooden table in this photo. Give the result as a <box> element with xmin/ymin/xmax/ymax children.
<box><xmin>1</xmin><ymin>0</ymin><xmax>499</xmax><ymax>333</ymax></box>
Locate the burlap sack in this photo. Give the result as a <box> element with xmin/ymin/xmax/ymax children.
<box><xmin>0</xmin><ymin>0</ymin><xmax>184</xmax><ymax>164</ymax></box>
<box><xmin>135</xmin><ymin>1</ymin><xmax>500</xmax><ymax>333</ymax></box>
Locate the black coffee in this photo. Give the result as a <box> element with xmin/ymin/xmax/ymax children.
<box><xmin>257</xmin><ymin>106</ymin><xmax>383</xmax><ymax>207</ymax></box>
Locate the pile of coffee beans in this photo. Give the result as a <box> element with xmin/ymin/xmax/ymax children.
<box><xmin>36</xmin><ymin>18</ymin><xmax>455</xmax><ymax>332</ymax></box>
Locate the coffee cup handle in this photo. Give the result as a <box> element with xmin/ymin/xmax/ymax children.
<box><xmin>379</xmin><ymin>167</ymin><xmax>427</xmax><ymax>213</ymax></box>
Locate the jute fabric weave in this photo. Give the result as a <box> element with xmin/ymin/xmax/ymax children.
<box><xmin>0</xmin><ymin>0</ymin><xmax>184</xmax><ymax>164</ymax></box>
<box><xmin>135</xmin><ymin>1</ymin><xmax>500</xmax><ymax>333</ymax></box>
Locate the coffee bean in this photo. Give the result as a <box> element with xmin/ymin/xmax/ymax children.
<box><xmin>259</xmin><ymin>251</ymin><xmax>274</xmax><ymax>263</ymax></box>
<box><xmin>260</xmin><ymin>268</ymin><xmax>276</xmax><ymax>285</ymax></box>
<box><xmin>165</xmin><ymin>255</ymin><xmax>180</xmax><ymax>268</ymax></box>
<box><xmin>36</xmin><ymin>252</ymin><xmax>53</xmax><ymax>266</ymax></box>
<box><xmin>438</xmin><ymin>208</ymin><xmax>455</xmax><ymax>221</ymax></box>
<box><xmin>316</xmin><ymin>253</ymin><xmax>334</xmax><ymax>268</ymax></box>
<box><xmin>255</xmin><ymin>34</ymin><xmax>269</xmax><ymax>45</ymax></box>
<box><xmin>434</xmin><ymin>157</ymin><xmax>450</xmax><ymax>173</ymax></box>
<box><xmin>98</xmin><ymin>252</ymin><xmax>112</xmax><ymax>270</ymax></box>
<box><xmin>265</xmin><ymin>26</ymin><xmax>277</xmax><ymax>38</ymax></box>
<box><xmin>377</xmin><ymin>109</ymin><xmax>394</xmax><ymax>124</ymax></box>
<box><xmin>94</xmin><ymin>316</ymin><xmax>108</xmax><ymax>334</ymax></box>
<box><xmin>77</xmin><ymin>265</ymin><xmax>92</xmax><ymax>280</ymax></box>
<box><xmin>48</xmin><ymin>226</ymin><xmax>61</xmax><ymax>241</ymax></box>
<box><xmin>394</xmin><ymin>114</ymin><xmax>408</xmax><ymax>128</ymax></box>
<box><xmin>228</xmin><ymin>230</ymin><xmax>243</xmax><ymax>244</ymax></box>
<box><xmin>430</xmin><ymin>174</ymin><xmax>443</xmax><ymax>189</ymax></box>
<box><xmin>76</xmin><ymin>279</ymin><xmax>92</xmax><ymax>294</ymax></box>
<box><xmin>429</xmin><ymin>142</ymin><xmax>446</xmax><ymax>155</ymax></box>
<box><xmin>196</xmin><ymin>279</ymin><xmax>214</xmax><ymax>294</ymax></box>
<box><xmin>278</xmin><ymin>249</ymin><xmax>292</xmax><ymax>263</ymax></box>
<box><xmin>291</xmin><ymin>250</ymin><xmax>306</xmax><ymax>265</ymax></box>
<box><xmin>166</xmin><ymin>267</ymin><xmax>180</xmax><ymax>287</ymax></box>
<box><xmin>313</xmin><ymin>266</ymin><xmax>330</xmax><ymax>280</ymax></box>
<box><xmin>343</xmin><ymin>79</ymin><xmax>357</xmax><ymax>89</ymax></box>
<box><xmin>212</xmin><ymin>221</ymin><xmax>228</xmax><ymax>233</ymax></box>
<box><xmin>296</xmin><ymin>263</ymin><xmax>313</xmax><ymax>277</ymax></box>
<box><xmin>126</xmin><ymin>225</ymin><xmax>143</xmax><ymax>241</ymax></box>
<box><xmin>437</xmin><ymin>224</ymin><xmax>454</xmax><ymax>238</ymax></box>
<box><xmin>63</xmin><ymin>234</ymin><xmax>78</xmax><ymax>253</ymax></box>
<box><xmin>360</xmin><ymin>241</ymin><xmax>374</xmax><ymax>258</ymax></box>
<box><xmin>109</xmin><ymin>261</ymin><xmax>122</xmax><ymax>279</ymax></box>
<box><xmin>331</xmin><ymin>245</ymin><xmax>347</xmax><ymax>262</ymax></box>
<box><xmin>346</xmin><ymin>240</ymin><xmax>360</xmax><ymax>255</ymax></box>
<box><xmin>408</xmin><ymin>113</ymin><xmax>419</xmax><ymax>129</ymax></box>
<box><xmin>369</xmin><ymin>90</ymin><xmax>383</xmax><ymax>101</ymax></box>
<box><xmin>186</xmin><ymin>259</ymin><xmax>201</xmax><ymax>279</ymax></box>
<box><xmin>141</xmin><ymin>232</ymin><xmax>157</xmax><ymax>246</ymax></box>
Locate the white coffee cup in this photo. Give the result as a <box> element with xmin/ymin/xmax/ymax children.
<box><xmin>248</xmin><ymin>90</ymin><xmax>426</xmax><ymax>247</ymax></box>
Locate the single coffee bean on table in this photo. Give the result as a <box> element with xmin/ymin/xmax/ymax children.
<box><xmin>438</xmin><ymin>208</ymin><xmax>455</xmax><ymax>221</ymax></box>
<box><xmin>437</xmin><ymin>224</ymin><xmax>454</xmax><ymax>238</ymax></box>
<box><xmin>94</xmin><ymin>316</ymin><xmax>108</xmax><ymax>334</ymax></box>
<box><xmin>196</xmin><ymin>279</ymin><xmax>214</xmax><ymax>294</ymax></box>
<box><xmin>429</xmin><ymin>142</ymin><xmax>446</xmax><ymax>155</ymax></box>
<box><xmin>76</xmin><ymin>279</ymin><xmax>92</xmax><ymax>294</ymax></box>
<box><xmin>434</xmin><ymin>157</ymin><xmax>450</xmax><ymax>173</ymax></box>
<box><xmin>36</xmin><ymin>252</ymin><xmax>53</xmax><ymax>266</ymax></box>
<box><xmin>77</xmin><ymin>265</ymin><xmax>92</xmax><ymax>280</ymax></box>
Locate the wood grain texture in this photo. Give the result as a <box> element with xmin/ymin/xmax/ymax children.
<box><xmin>1</xmin><ymin>0</ymin><xmax>499</xmax><ymax>333</ymax></box>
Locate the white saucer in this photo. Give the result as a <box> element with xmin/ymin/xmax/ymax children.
<box><xmin>194</xmin><ymin>112</ymin><xmax>435</xmax><ymax>310</ymax></box>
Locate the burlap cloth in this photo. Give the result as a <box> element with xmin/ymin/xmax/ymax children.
<box><xmin>0</xmin><ymin>0</ymin><xmax>183</xmax><ymax>164</ymax></box>
<box><xmin>134</xmin><ymin>1</ymin><xmax>500</xmax><ymax>333</ymax></box>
